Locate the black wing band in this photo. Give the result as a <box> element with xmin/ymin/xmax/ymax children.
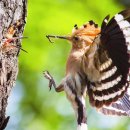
<box><xmin>88</xmin><ymin>9</ymin><xmax>130</xmax><ymax>108</ymax></box>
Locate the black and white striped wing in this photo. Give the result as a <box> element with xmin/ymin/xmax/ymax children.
<box><xmin>87</xmin><ymin>9</ymin><xmax>130</xmax><ymax>108</ymax></box>
<box><xmin>97</xmin><ymin>88</ymin><xmax>130</xmax><ymax>116</ymax></box>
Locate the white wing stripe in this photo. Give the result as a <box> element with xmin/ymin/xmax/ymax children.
<box><xmin>100</xmin><ymin>66</ymin><xmax>117</xmax><ymax>81</ymax></box>
<box><xmin>128</xmin><ymin>44</ymin><xmax>130</xmax><ymax>51</ymax></box>
<box><xmin>93</xmin><ymin>86</ymin><xmax>125</xmax><ymax>101</ymax></box>
<box><xmin>99</xmin><ymin>58</ymin><xmax>112</xmax><ymax>71</ymax></box>
<box><xmin>114</xmin><ymin>14</ymin><xmax>124</xmax><ymax>22</ymax></box>
<box><xmin>126</xmin><ymin>37</ymin><xmax>130</xmax><ymax>43</ymax></box>
<box><xmin>118</xmin><ymin>20</ymin><xmax>130</xmax><ymax>29</ymax></box>
<box><xmin>98</xmin><ymin>107</ymin><xmax>128</xmax><ymax>116</ymax></box>
<box><xmin>93</xmin><ymin>75</ymin><xmax>122</xmax><ymax>91</ymax></box>
<box><xmin>102</xmin><ymin>105</ymin><xmax>125</xmax><ymax>113</ymax></box>
<box><xmin>122</xmin><ymin>28</ymin><xmax>130</xmax><ymax>37</ymax></box>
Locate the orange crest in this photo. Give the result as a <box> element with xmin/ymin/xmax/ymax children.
<box><xmin>72</xmin><ymin>21</ymin><xmax>101</xmax><ymax>45</ymax></box>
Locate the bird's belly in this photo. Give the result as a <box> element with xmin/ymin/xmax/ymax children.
<box><xmin>63</xmin><ymin>72</ymin><xmax>87</xmax><ymax>96</ymax></box>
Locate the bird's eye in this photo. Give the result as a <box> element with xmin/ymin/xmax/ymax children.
<box><xmin>74</xmin><ymin>36</ymin><xmax>79</xmax><ymax>41</ymax></box>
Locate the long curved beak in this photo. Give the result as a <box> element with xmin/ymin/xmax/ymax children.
<box><xmin>46</xmin><ymin>35</ymin><xmax>71</xmax><ymax>43</ymax></box>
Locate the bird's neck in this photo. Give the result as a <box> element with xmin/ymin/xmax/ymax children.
<box><xmin>66</xmin><ymin>47</ymin><xmax>89</xmax><ymax>75</ymax></box>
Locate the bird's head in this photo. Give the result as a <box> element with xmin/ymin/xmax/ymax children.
<box><xmin>46</xmin><ymin>20</ymin><xmax>101</xmax><ymax>50</ymax></box>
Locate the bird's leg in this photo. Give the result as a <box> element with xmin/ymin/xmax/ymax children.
<box><xmin>43</xmin><ymin>71</ymin><xmax>64</xmax><ymax>92</ymax></box>
<box><xmin>64</xmin><ymin>80</ymin><xmax>88</xmax><ymax>130</ymax></box>
<box><xmin>76</xmin><ymin>96</ymin><xmax>87</xmax><ymax>130</ymax></box>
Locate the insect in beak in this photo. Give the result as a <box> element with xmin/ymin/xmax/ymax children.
<box><xmin>46</xmin><ymin>35</ymin><xmax>71</xmax><ymax>43</ymax></box>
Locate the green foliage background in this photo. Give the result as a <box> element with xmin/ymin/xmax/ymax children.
<box><xmin>6</xmin><ymin>0</ymin><xmax>130</xmax><ymax>130</ymax></box>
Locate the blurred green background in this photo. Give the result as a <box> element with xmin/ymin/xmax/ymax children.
<box><xmin>5</xmin><ymin>0</ymin><xmax>130</xmax><ymax>130</ymax></box>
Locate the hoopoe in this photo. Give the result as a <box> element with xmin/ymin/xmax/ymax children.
<box><xmin>44</xmin><ymin>9</ymin><xmax>130</xmax><ymax>130</ymax></box>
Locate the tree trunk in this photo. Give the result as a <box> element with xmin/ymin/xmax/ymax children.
<box><xmin>0</xmin><ymin>0</ymin><xmax>27</xmax><ymax>130</ymax></box>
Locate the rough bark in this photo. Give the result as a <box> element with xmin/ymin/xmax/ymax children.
<box><xmin>0</xmin><ymin>0</ymin><xmax>27</xmax><ymax>130</ymax></box>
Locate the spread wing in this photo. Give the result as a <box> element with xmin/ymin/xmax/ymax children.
<box><xmin>86</xmin><ymin>9</ymin><xmax>130</xmax><ymax>109</ymax></box>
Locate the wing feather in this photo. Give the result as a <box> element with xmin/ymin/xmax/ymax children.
<box><xmin>97</xmin><ymin>88</ymin><xmax>130</xmax><ymax>116</ymax></box>
<box><xmin>86</xmin><ymin>9</ymin><xmax>130</xmax><ymax>109</ymax></box>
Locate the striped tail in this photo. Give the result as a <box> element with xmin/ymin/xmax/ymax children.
<box><xmin>97</xmin><ymin>88</ymin><xmax>130</xmax><ymax>116</ymax></box>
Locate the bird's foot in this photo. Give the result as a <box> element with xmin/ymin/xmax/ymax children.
<box><xmin>43</xmin><ymin>71</ymin><xmax>56</xmax><ymax>91</ymax></box>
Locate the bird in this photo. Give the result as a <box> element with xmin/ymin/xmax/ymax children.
<box><xmin>44</xmin><ymin>9</ymin><xmax>130</xmax><ymax>130</ymax></box>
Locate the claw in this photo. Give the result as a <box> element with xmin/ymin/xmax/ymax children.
<box><xmin>43</xmin><ymin>71</ymin><xmax>56</xmax><ymax>91</ymax></box>
<box><xmin>46</xmin><ymin>35</ymin><xmax>54</xmax><ymax>43</ymax></box>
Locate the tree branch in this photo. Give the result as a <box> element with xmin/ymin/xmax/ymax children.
<box><xmin>0</xmin><ymin>0</ymin><xmax>27</xmax><ymax>129</ymax></box>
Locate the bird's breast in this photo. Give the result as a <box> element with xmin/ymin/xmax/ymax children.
<box><xmin>66</xmin><ymin>50</ymin><xmax>84</xmax><ymax>75</ymax></box>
